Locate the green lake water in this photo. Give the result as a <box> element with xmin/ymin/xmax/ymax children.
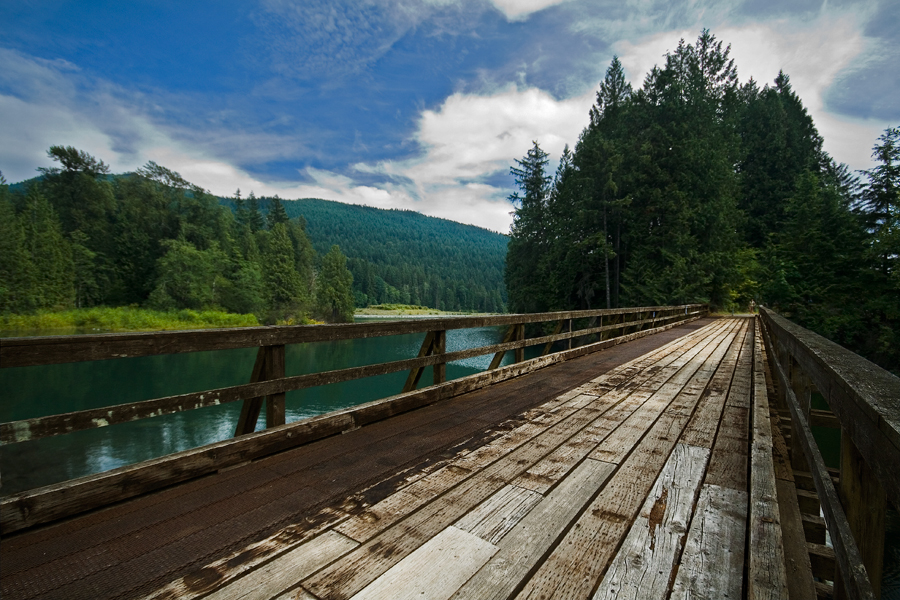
<box><xmin>0</xmin><ymin>321</ymin><xmax>536</xmax><ymax>495</ymax></box>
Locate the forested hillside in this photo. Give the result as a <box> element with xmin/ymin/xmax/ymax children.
<box><xmin>0</xmin><ymin>153</ymin><xmax>356</xmax><ymax>324</ymax></box>
<box><xmin>506</xmin><ymin>30</ymin><xmax>900</xmax><ymax>373</ymax></box>
<box><xmin>224</xmin><ymin>197</ymin><xmax>508</xmax><ymax>313</ymax></box>
<box><xmin>0</xmin><ymin>152</ymin><xmax>508</xmax><ymax>328</ymax></box>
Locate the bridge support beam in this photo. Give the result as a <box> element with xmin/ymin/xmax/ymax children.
<box><xmin>234</xmin><ymin>344</ymin><xmax>286</xmax><ymax>436</ymax></box>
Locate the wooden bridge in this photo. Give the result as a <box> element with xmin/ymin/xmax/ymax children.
<box><xmin>1</xmin><ymin>306</ymin><xmax>897</xmax><ymax>600</ymax></box>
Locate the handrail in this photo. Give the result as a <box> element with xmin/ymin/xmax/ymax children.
<box><xmin>0</xmin><ymin>304</ymin><xmax>706</xmax><ymax>534</ymax></box>
<box><xmin>0</xmin><ymin>305</ymin><xmax>704</xmax><ymax>368</ymax></box>
<box><xmin>759</xmin><ymin>307</ymin><xmax>899</xmax><ymax>600</ymax></box>
<box><xmin>1</xmin><ymin>305</ymin><xmax>706</xmax><ymax>445</ymax></box>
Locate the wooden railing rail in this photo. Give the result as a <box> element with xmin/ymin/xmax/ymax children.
<box><xmin>0</xmin><ymin>305</ymin><xmax>704</xmax><ymax>446</ymax></box>
<box><xmin>0</xmin><ymin>304</ymin><xmax>706</xmax><ymax>533</ymax></box>
<box><xmin>760</xmin><ymin>307</ymin><xmax>900</xmax><ymax>600</ymax></box>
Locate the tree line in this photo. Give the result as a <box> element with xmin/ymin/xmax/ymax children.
<box><xmin>224</xmin><ymin>197</ymin><xmax>509</xmax><ymax>314</ymax></box>
<box><xmin>506</xmin><ymin>30</ymin><xmax>900</xmax><ymax>373</ymax></box>
<box><xmin>0</xmin><ymin>148</ymin><xmax>355</xmax><ymax>323</ymax></box>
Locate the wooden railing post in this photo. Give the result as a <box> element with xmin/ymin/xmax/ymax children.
<box><xmin>235</xmin><ymin>345</ymin><xmax>283</xmax><ymax>436</ymax></box>
<box><xmin>541</xmin><ymin>321</ymin><xmax>564</xmax><ymax>356</ymax></box>
<box><xmin>433</xmin><ymin>330</ymin><xmax>446</xmax><ymax>385</ymax></box>
<box><xmin>567</xmin><ymin>319</ymin><xmax>573</xmax><ymax>350</ymax></box>
<box><xmin>835</xmin><ymin>431</ymin><xmax>886</xmax><ymax>600</ymax></box>
<box><xmin>265</xmin><ymin>345</ymin><xmax>286</xmax><ymax>428</ymax></box>
<box><xmin>514</xmin><ymin>324</ymin><xmax>525</xmax><ymax>363</ymax></box>
<box><xmin>790</xmin><ymin>359</ymin><xmax>811</xmax><ymax>472</ymax></box>
<box><xmin>402</xmin><ymin>331</ymin><xmax>437</xmax><ymax>393</ymax></box>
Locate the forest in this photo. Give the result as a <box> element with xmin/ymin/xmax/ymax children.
<box><xmin>0</xmin><ymin>150</ymin><xmax>509</xmax><ymax>327</ymax></box>
<box><xmin>505</xmin><ymin>31</ymin><xmax>899</xmax><ymax>374</ymax></box>
<box><xmin>224</xmin><ymin>196</ymin><xmax>508</xmax><ymax>313</ymax></box>
<box><xmin>0</xmin><ymin>155</ymin><xmax>356</xmax><ymax>324</ymax></box>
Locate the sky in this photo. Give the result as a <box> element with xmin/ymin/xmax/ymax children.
<box><xmin>0</xmin><ymin>0</ymin><xmax>897</xmax><ymax>233</ymax></box>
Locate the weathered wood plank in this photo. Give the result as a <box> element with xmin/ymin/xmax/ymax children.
<box><xmin>516</xmin><ymin>320</ymin><xmax>736</xmax><ymax>494</ymax></box>
<box><xmin>591</xmin><ymin>443</ymin><xmax>710</xmax><ymax>600</ymax></box>
<box><xmin>450</xmin><ymin>458</ymin><xmax>616</xmax><ymax>600</ymax></box>
<box><xmin>304</xmin><ymin>384</ymin><xmax>633</xmax><ymax>599</ymax></box>
<box><xmin>201</xmin><ymin>530</ymin><xmax>358</xmax><ymax>600</ymax></box>
<box><xmin>348</xmin><ymin>526</ymin><xmax>498</xmax><ymax>600</ymax></box>
<box><xmin>1</xmin><ymin>305</ymin><xmax>706</xmax><ymax>367</ymax></box>
<box><xmin>835</xmin><ymin>430</ymin><xmax>886</xmax><ymax>599</ymax></box>
<box><xmin>453</xmin><ymin>484</ymin><xmax>542</xmax><ymax>545</ymax></box>
<box><xmin>512</xmin><ymin>324</ymin><xmax>737</xmax><ymax>600</ymax></box>
<box><xmin>336</xmin><ymin>320</ymin><xmax>728</xmax><ymax>544</ymax></box>
<box><xmin>589</xmin><ymin>319</ymin><xmax>740</xmax><ymax>464</ymax></box>
<box><xmin>679</xmin><ymin>319</ymin><xmax>750</xmax><ymax>448</ymax></box>
<box><xmin>670</xmin><ymin>484</ymin><xmax>748</xmax><ymax>600</ymax></box>
<box><xmin>140</xmin><ymin>510</ymin><xmax>350</xmax><ymax>600</ymax></box>
<box><xmin>776</xmin><ymin>478</ymin><xmax>818</xmax><ymax>600</ymax></box>
<box><xmin>748</xmin><ymin>320</ymin><xmax>789</xmax><ymax>600</ymax></box>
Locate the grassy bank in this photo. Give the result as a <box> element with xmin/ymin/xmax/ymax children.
<box><xmin>0</xmin><ymin>307</ymin><xmax>259</xmax><ymax>335</ymax></box>
<box><xmin>355</xmin><ymin>304</ymin><xmax>497</xmax><ymax>317</ymax></box>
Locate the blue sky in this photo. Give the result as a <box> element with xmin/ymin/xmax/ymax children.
<box><xmin>1</xmin><ymin>0</ymin><xmax>897</xmax><ymax>232</ymax></box>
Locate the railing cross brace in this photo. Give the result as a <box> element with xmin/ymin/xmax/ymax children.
<box><xmin>234</xmin><ymin>344</ymin><xmax>286</xmax><ymax>436</ymax></box>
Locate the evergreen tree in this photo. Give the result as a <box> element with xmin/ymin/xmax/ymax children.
<box><xmin>0</xmin><ymin>181</ymin><xmax>34</xmax><ymax>313</ymax></box>
<box><xmin>20</xmin><ymin>186</ymin><xmax>75</xmax><ymax>309</ymax></box>
<box><xmin>505</xmin><ymin>141</ymin><xmax>551</xmax><ymax>313</ymax></box>
<box><xmin>247</xmin><ymin>192</ymin><xmax>265</xmax><ymax>233</ymax></box>
<box><xmin>267</xmin><ymin>195</ymin><xmax>290</xmax><ymax>228</ymax></box>
<box><xmin>316</xmin><ymin>245</ymin><xmax>355</xmax><ymax>322</ymax></box>
<box><xmin>263</xmin><ymin>223</ymin><xmax>303</xmax><ymax>313</ymax></box>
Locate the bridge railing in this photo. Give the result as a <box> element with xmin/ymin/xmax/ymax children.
<box><xmin>760</xmin><ymin>307</ymin><xmax>900</xmax><ymax>600</ymax></box>
<box><xmin>0</xmin><ymin>304</ymin><xmax>706</xmax><ymax>532</ymax></box>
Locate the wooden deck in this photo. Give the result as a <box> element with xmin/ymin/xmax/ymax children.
<box><xmin>2</xmin><ymin>317</ymin><xmax>793</xmax><ymax>600</ymax></box>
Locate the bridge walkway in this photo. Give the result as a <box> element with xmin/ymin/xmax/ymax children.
<box><xmin>3</xmin><ymin>316</ymin><xmax>787</xmax><ymax>600</ymax></box>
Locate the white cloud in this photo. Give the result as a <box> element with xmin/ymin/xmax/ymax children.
<box><xmin>353</xmin><ymin>85</ymin><xmax>596</xmax><ymax>232</ymax></box>
<box><xmin>489</xmin><ymin>0</ymin><xmax>571</xmax><ymax>20</ymax></box>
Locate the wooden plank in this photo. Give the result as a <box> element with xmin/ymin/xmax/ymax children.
<box><xmin>748</xmin><ymin>323</ymin><xmax>789</xmax><ymax>600</ymax></box>
<box><xmin>771</xmin><ymin>404</ymin><xmax>795</xmax><ymax>482</ymax></box>
<box><xmin>0</xmin><ymin>315</ymin><xmax>705</xmax><ymax>534</ymax></box>
<box><xmin>140</xmin><ymin>511</ymin><xmax>350</xmax><ymax>600</ymax></box>
<box><xmin>514</xmin><ymin>321</ymin><xmax>735</xmax><ymax>495</ymax></box>
<box><xmin>517</xmin><ymin>320</ymin><xmax>737</xmax><ymax>493</ymax></box>
<box><xmin>304</xmin><ymin>387</ymin><xmax>631</xmax><ymax>599</ymax></box>
<box><xmin>201</xmin><ymin>530</ymin><xmax>358</xmax><ymax>600</ymax></box>
<box><xmin>512</xmin><ymin>328</ymin><xmax>732</xmax><ymax>600</ymax></box>
<box><xmin>348</xmin><ymin>526</ymin><xmax>497</xmax><ymax>600</ymax></box>
<box><xmin>776</xmin><ymin>478</ymin><xmax>818</xmax><ymax>600</ymax></box>
<box><xmin>589</xmin><ymin>319</ymin><xmax>740</xmax><ymax>464</ymax></box>
<box><xmin>670</xmin><ymin>484</ymin><xmax>748</xmax><ymax>600</ymax></box>
<box><xmin>454</xmin><ymin>485</ymin><xmax>543</xmax><ymax>545</ymax></box>
<box><xmin>591</xmin><ymin>443</ymin><xmax>710</xmax><ymax>600</ymax></box>
<box><xmin>679</xmin><ymin>319</ymin><xmax>749</xmax><ymax>448</ymax></box>
<box><xmin>0</xmin><ymin>304</ymin><xmax>707</xmax><ymax>367</ymax></box>
<box><xmin>451</xmin><ymin>458</ymin><xmax>616</xmax><ymax>600</ymax></box>
<box><xmin>336</xmin><ymin>320</ymin><xmax>728</xmax><ymax>544</ymax></box>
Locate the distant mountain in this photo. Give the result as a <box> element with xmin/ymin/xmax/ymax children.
<box><xmin>225</xmin><ymin>197</ymin><xmax>509</xmax><ymax>312</ymax></box>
